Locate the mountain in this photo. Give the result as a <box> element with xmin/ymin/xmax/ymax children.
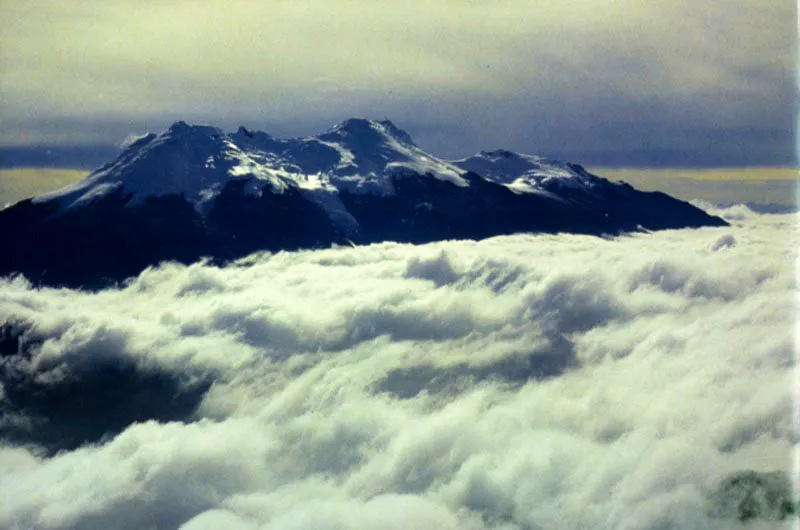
<box><xmin>0</xmin><ymin>118</ymin><xmax>726</xmax><ymax>288</ymax></box>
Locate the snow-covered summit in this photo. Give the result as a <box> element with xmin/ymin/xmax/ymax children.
<box><xmin>231</xmin><ymin>117</ymin><xmax>467</xmax><ymax>193</ymax></box>
<box><xmin>324</xmin><ymin>118</ymin><xmax>416</xmax><ymax>146</ymax></box>
<box><xmin>452</xmin><ymin>149</ymin><xmax>597</xmax><ymax>194</ymax></box>
<box><xmin>36</xmin><ymin>121</ymin><xmax>289</xmax><ymax>213</ymax></box>
<box><xmin>37</xmin><ymin>118</ymin><xmax>476</xmax><ymax>214</ymax></box>
<box><xmin>314</xmin><ymin>118</ymin><xmax>466</xmax><ymax>191</ymax></box>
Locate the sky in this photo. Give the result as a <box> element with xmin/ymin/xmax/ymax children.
<box><xmin>0</xmin><ymin>206</ymin><xmax>795</xmax><ymax>528</ymax></box>
<box><xmin>0</xmin><ymin>0</ymin><xmax>796</xmax><ymax>172</ymax></box>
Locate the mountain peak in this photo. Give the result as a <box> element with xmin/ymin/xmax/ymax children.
<box><xmin>165</xmin><ymin>121</ymin><xmax>222</xmax><ymax>138</ymax></box>
<box><xmin>326</xmin><ymin>118</ymin><xmax>415</xmax><ymax>146</ymax></box>
<box><xmin>168</xmin><ymin>120</ymin><xmax>190</xmax><ymax>130</ymax></box>
<box><xmin>480</xmin><ymin>149</ymin><xmax>518</xmax><ymax>159</ymax></box>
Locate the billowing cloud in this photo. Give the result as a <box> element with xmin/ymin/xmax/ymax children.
<box><xmin>0</xmin><ymin>1</ymin><xmax>794</xmax><ymax>165</ymax></box>
<box><xmin>0</xmin><ymin>206</ymin><xmax>796</xmax><ymax>529</ymax></box>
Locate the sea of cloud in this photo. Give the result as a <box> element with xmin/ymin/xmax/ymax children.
<box><xmin>0</xmin><ymin>205</ymin><xmax>796</xmax><ymax>529</ymax></box>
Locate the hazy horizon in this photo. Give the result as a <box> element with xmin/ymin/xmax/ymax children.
<box><xmin>2</xmin><ymin>164</ymin><xmax>795</xmax><ymax>211</ymax></box>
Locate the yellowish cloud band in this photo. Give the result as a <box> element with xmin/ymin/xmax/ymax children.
<box><xmin>594</xmin><ymin>167</ymin><xmax>798</xmax><ymax>182</ymax></box>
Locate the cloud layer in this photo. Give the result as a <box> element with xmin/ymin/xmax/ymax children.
<box><xmin>0</xmin><ymin>1</ymin><xmax>794</xmax><ymax>165</ymax></box>
<box><xmin>0</xmin><ymin>206</ymin><xmax>796</xmax><ymax>529</ymax></box>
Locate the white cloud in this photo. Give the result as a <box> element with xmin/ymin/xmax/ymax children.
<box><xmin>0</xmin><ymin>207</ymin><xmax>796</xmax><ymax>529</ymax></box>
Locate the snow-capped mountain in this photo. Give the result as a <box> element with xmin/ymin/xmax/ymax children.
<box><xmin>40</xmin><ymin>119</ymin><xmax>466</xmax><ymax>212</ymax></box>
<box><xmin>0</xmin><ymin>118</ymin><xmax>727</xmax><ymax>287</ymax></box>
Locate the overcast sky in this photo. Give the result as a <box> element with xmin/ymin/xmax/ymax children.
<box><xmin>0</xmin><ymin>0</ymin><xmax>796</xmax><ymax>168</ymax></box>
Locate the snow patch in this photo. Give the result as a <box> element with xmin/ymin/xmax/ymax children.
<box><xmin>64</xmin><ymin>182</ymin><xmax>123</xmax><ymax>211</ymax></box>
<box><xmin>452</xmin><ymin>150</ymin><xmax>595</xmax><ymax>195</ymax></box>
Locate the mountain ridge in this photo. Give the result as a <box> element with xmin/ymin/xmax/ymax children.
<box><xmin>0</xmin><ymin>118</ymin><xmax>727</xmax><ymax>288</ymax></box>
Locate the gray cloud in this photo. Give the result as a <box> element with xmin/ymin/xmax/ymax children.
<box><xmin>0</xmin><ymin>1</ymin><xmax>794</xmax><ymax>166</ymax></box>
<box><xmin>0</xmin><ymin>206</ymin><xmax>795</xmax><ymax>529</ymax></box>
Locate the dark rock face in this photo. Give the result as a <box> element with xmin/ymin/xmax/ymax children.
<box><xmin>340</xmin><ymin>172</ymin><xmax>577</xmax><ymax>243</ymax></box>
<box><xmin>206</xmin><ymin>179</ymin><xmax>341</xmax><ymax>256</ymax></box>
<box><xmin>0</xmin><ymin>181</ymin><xmax>341</xmax><ymax>289</ymax></box>
<box><xmin>341</xmin><ymin>170</ymin><xmax>726</xmax><ymax>244</ymax></box>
